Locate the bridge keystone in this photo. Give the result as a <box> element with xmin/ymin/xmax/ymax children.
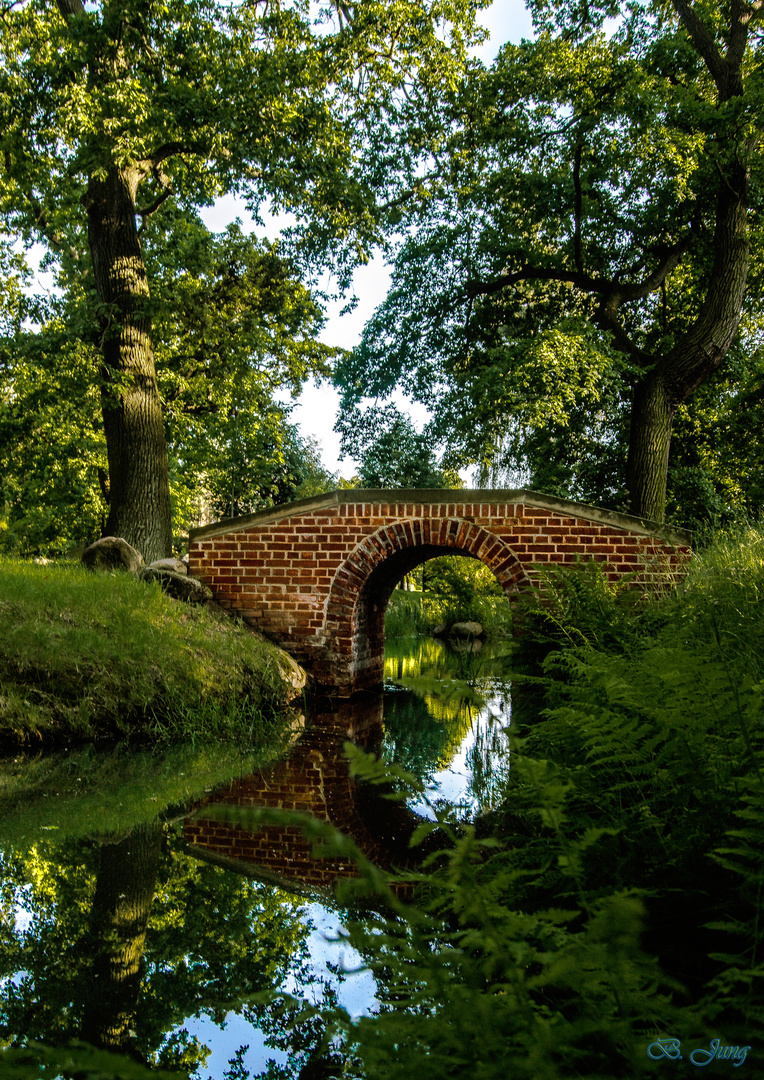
<box><xmin>188</xmin><ymin>489</ymin><xmax>691</xmax><ymax>694</ymax></box>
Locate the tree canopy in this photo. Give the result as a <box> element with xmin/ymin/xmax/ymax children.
<box><xmin>0</xmin><ymin>0</ymin><xmax>485</xmax><ymax>558</ymax></box>
<box><xmin>336</xmin><ymin>0</ymin><xmax>764</xmax><ymax>524</ymax></box>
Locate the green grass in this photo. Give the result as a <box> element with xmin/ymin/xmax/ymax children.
<box><xmin>385</xmin><ymin>589</ymin><xmax>513</xmax><ymax>639</ymax></box>
<box><xmin>0</xmin><ymin>727</ymin><xmax>303</xmax><ymax>847</ymax></box>
<box><xmin>0</xmin><ymin>557</ymin><xmax>299</xmax><ymax>746</ymax></box>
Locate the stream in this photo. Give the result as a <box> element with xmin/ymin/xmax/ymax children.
<box><xmin>0</xmin><ymin>634</ymin><xmax>513</xmax><ymax>1078</ymax></box>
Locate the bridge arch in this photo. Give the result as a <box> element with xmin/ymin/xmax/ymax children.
<box><xmin>324</xmin><ymin>518</ymin><xmax>530</xmax><ymax>687</ymax></box>
<box><xmin>187</xmin><ymin>488</ymin><xmax>691</xmax><ymax>695</ymax></box>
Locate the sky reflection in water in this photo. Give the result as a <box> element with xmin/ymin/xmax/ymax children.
<box><xmin>0</xmin><ymin>633</ymin><xmax>511</xmax><ymax>1077</ymax></box>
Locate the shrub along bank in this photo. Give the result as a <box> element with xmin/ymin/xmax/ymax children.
<box><xmin>0</xmin><ymin>557</ymin><xmax>300</xmax><ymax>747</ymax></box>
<box><xmin>239</xmin><ymin>529</ymin><xmax>764</xmax><ymax>1079</ymax></box>
<box><xmin>385</xmin><ymin>554</ymin><xmax>513</xmax><ymax>639</ymax></box>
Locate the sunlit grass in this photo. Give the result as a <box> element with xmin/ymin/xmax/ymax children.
<box><xmin>385</xmin><ymin>590</ymin><xmax>513</xmax><ymax>639</ymax></box>
<box><xmin>0</xmin><ymin>557</ymin><xmax>298</xmax><ymax>746</ymax></box>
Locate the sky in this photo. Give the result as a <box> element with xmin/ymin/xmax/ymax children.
<box><xmin>201</xmin><ymin>0</ymin><xmax>535</xmax><ymax>478</ymax></box>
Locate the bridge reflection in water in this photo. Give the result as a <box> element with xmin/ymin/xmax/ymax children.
<box><xmin>184</xmin><ymin>642</ymin><xmax>512</xmax><ymax>899</ymax></box>
<box><xmin>184</xmin><ymin>697</ymin><xmax>427</xmax><ymax>899</ymax></box>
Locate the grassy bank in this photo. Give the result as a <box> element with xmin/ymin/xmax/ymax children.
<box><xmin>0</xmin><ymin>557</ymin><xmax>300</xmax><ymax>747</ymax></box>
<box><xmin>385</xmin><ymin>589</ymin><xmax>513</xmax><ymax>638</ymax></box>
<box><xmin>385</xmin><ymin>555</ymin><xmax>513</xmax><ymax>640</ymax></box>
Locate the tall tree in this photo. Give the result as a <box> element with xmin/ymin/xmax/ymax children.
<box><xmin>336</xmin><ymin>402</ymin><xmax>455</xmax><ymax>488</ymax></box>
<box><xmin>1</xmin><ymin>0</ymin><xmax>483</xmax><ymax>560</ymax></box>
<box><xmin>337</xmin><ymin>0</ymin><xmax>764</xmax><ymax>523</ymax></box>
<box><xmin>0</xmin><ymin>217</ymin><xmax>335</xmax><ymax>554</ymax></box>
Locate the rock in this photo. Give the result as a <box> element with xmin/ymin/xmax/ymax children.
<box><xmin>147</xmin><ymin>557</ymin><xmax>187</xmax><ymax>575</ymax></box>
<box><xmin>449</xmin><ymin>620</ymin><xmax>484</xmax><ymax>639</ymax></box>
<box><xmin>450</xmin><ymin>637</ymin><xmax>483</xmax><ymax>653</ymax></box>
<box><xmin>431</xmin><ymin>624</ymin><xmax>448</xmax><ymax>637</ymax></box>
<box><xmin>81</xmin><ymin>536</ymin><xmax>144</xmax><ymax>573</ymax></box>
<box><xmin>139</xmin><ymin>567</ymin><xmax>212</xmax><ymax>604</ymax></box>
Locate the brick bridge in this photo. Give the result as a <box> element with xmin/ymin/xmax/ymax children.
<box><xmin>188</xmin><ymin>488</ymin><xmax>691</xmax><ymax>694</ymax></box>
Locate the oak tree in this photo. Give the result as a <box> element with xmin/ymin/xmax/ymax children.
<box><xmin>338</xmin><ymin>0</ymin><xmax>764</xmax><ymax>523</ymax></box>
<box><xmin>1</xmin><ymin>0</ymin><xmax>483</xmax><ymax>559</ymax></box>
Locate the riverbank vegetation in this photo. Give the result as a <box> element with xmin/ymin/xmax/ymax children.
<box><xmin>384</xmin><ymin>554</ymin><xmax>513</xmax><ymax>639</ymax></box>
<box><xmin>0</xmin><ymin>558</ymin><xmax>299</xmax><ymax>748</ymax></box>
<box><xmin>222</xmin><ymin>527</ymin><xmax>764</xmax><ymax>1079</ymax></box>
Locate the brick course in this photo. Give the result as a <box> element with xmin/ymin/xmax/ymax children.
<box><xmin>188</xmin><ymin>488</ymin><xmax>691</xmax><ymax>694</ymax></box>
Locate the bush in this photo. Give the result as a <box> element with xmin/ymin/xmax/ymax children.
<box><xmin>238</xmin><ymin>529</ymin><xmax>764</xmax><ymax>1077</ymax></box>
<box><xmin>505</xmin><ymin>528</ymin><xmax>764</xmax><ymax>1040</ymax></box>
<box><xmin>386</xmin><ymin>555</ymin><xmax>513</xmax><ymax>640</ymax></box>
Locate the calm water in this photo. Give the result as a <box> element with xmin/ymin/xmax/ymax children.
<box><xmin>0</xmin><ymin>635</ymin><xmax>512</xmax><ymax>1078</ymax></box>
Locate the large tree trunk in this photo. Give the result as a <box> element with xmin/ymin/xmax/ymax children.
<box><xmin>625</xmin><ymin>165</ymin><xmax>749</xmax><ymax>524</ymax></box>
<box><xmin>80</xmin><ymin>822</ymin><xmax>163</xmax><ymax>1052</ymax></box>
<box><xmin>625</xmin><ymin>373</ymin><xmax>676</xmax><ymax>523</ymax></box>
<box><xmin>84</xmin><ymin>165</ymin><xmax>173</xmax><ymax>563</ymax></box>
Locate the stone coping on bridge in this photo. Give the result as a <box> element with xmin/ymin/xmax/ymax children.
<box><xmin>189</xmin><ymin>488</ymin><xmax>692</xmax><ymax>549</ymax></box>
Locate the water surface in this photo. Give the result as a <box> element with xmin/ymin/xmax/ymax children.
<box><xmin>0</xmin><ymin>634</ymin><xmax>512</xmax><ymax>1077</ymax></box>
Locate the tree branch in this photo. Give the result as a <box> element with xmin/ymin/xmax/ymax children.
<box><xmin>55</xmin><ymin>0</ymin><xmax>86</xmax><ymax>19</ymax></box>
<box><xmin>729</xmin><ymin>0</ymin><xmax>751</xmax><ymax>71</ymax></box>
<box><xmin>466</xmin><ymin>230</ymin><xmax>695</xmax><ymax>305</ymax></box>
<box><xmin>138</xmin><ymin>142</ymin><xmax>208</xmax><ymax>173</ymax></box>
<box><xmin>465</xmin><ymin>265</ymin><xmax>601</xmax><ymax>298</ymax></box>
<box><xmin>136</xmin><ymin>186</ymin><xmax>172</xmax><ymax>220</ymax></box>
<box><xmin>616</xmin><ymin>234</ymin><xmax>696</xmax><ymax>301</ymax></box>
<box><xmin>672</xmin><ymin>0</ymin><xmax>728</xmax><ymax>92</ymax></box>
<box><xmin>594</xmin><ymin>296</ymin><xmax>651</xmax><ymax>365</ymax></box>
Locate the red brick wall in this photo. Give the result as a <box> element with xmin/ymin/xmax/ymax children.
<box><xmin>188</xmin><ymin>489</ymin><xmax>691</xmax><ymax>693</ymax></box>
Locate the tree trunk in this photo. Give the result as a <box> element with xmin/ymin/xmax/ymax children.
<box><xmin>80</xmin><ymin>822</ymin><xmax>163</xmax><ymax>1052</ymax></box>
<box><xmin>625</xmin><ymin>164</ymin><xmax>749</xmax><ymax>524</ymax></box>
<box><xmin>85</xmin><ymin>165</ymin><xmax>173</xmax><ymax>563</ymax></box>
<box><xmin>625</xmin><ymin>374</ymin><xmax>675</xmax><ymax>523</ymax></box>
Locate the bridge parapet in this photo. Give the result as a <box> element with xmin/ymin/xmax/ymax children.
<box><xmin>188</xmin><ymin>489</ymin><xmax>691</xmax><ymax>694</ymax></box>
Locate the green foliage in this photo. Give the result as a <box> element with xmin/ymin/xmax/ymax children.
<box><xmin>334</xmin><ymin>1</ymin><xmax>764</xmax><ymax>526</ymax></box>
<box><xmin>0</xmin><ymin>558</ymin><xmax>297</xmax><ymax>746</ymax></box>
<box><xmin>384</xmin><ymin>590</ymin><xmax>433</xmax><ymax>638</ymax></box>
<box><xmin>0</xmin><ymin>0</ymin><xmax>486</xmax><ymax>555</ymax></box>
<box><xmin>424</xmin><ymin>554</ymin><xmax>503</xmax><ymax>601</ymax></box>
<box><xmin>507</xmin><ymin>528</ymin><xmax>764</xmax><ymax>1035</ymax></box>
<box><xmin>212</xmin><ymin>747</ymin><xmax>682</xmax><ymax>1079</ymax></box>
<box><xmin>0</xmin><ymin>305</ymin><xmax>109</xmax><ymax>556</ymax></box>
<box><xmin>202</xmin><ymin>529</ymin><xmax>764</xmax><ymax>1076</ymax></box>
<box><xmin>386</xmin><ymin>590</ymin><xmax>512</xmax><ymax>639</ymax></box>
<box><xmin>336</xmin><ymin>402</ymin><xmax>456</xmax><ymax>489</ymax></box>
<box><xmin>0</xmin><ymin>219</ymin><xmax>338</xmax><ymax>556</ymax></box>
<box><xmin>385</xmin><ymin>555</ymin><xmax>511</xmax><ymax>639</ymax></box>
<box><xmin>0</xmin><ymin>827</ymin><xmax>313</xmax><ymax>1077</ymax></box>
<box><xmin>513</xmin><ymin>558</ymin><xmax>658</xmax><ymax>657</ymax></box>
<box><xmin>666</xmin><ymin>348</ymin><xmax>764</xmax><ymax>536</ymax></box>
<box><xmin>148</xmin><ymin>218</ymin><xmax>338</xmax><ymax>529</ymax></box>
<box><xmin>0</xmin><ymin>1040</ymin><xmax>184</xmax><ymax>1080</ymax></box>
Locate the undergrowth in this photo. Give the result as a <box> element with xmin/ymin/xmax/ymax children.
<box><xmin>206</xmin><ymin>528</ymin><xmax>764</xmax><ymax>1078</ymax></box>
<box><xmin>0</xmin><ymin>557</ymin><xmax>297</xmax><ymax>746</ymax></box>
<box><xmin>385</xmin><ymin>591</ymin><xmax>512</xmax><ymax>639</ymax></box>
<box><xmin>385</xmin><ymin>554</ymin><xmax>513</xmax><ymax>640</ymax></box>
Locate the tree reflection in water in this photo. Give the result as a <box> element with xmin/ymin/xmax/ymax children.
<box><xmin>0</xmin><ymin>636</ymin><xmax>512</xmax><ymax>1077</ymax></box>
